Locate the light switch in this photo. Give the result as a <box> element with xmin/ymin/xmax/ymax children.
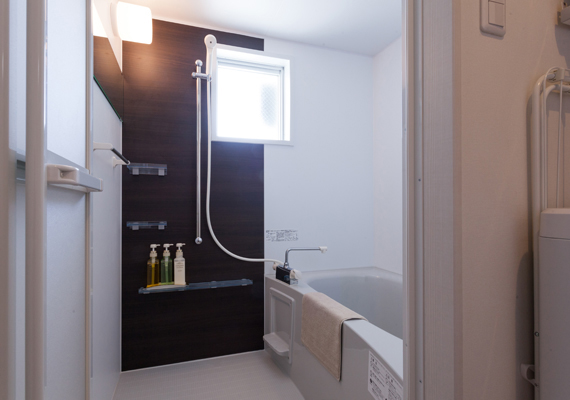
<box><xmin>489</xmin><ymin>2</ymin><xmax>505</xmax><ymax>27</ymax></box>
<box><xmin>481</xmin><ymin>0</ymin><xmax>506</xmax><ymax>37</ymax></box>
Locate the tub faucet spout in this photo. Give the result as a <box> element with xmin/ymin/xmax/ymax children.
<box><xmin>283</xmin><ymin>246</ymin><xmax>328</xmax><ymax>269</ymax></box>
<box><xmin>275</xmin><ymin>247</ymin><xmax>327</xmax><ymax>285</ymax></box>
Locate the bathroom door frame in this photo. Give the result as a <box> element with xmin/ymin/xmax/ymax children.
<box><xmin>403</xmin><ymin>0</ymin><xmax>461</xmax><ymax>398</ymax></box>
<box><xmin>0</xmin><ymin>0</ymin><xmax>17</xmax><ymax>397</ymax></box>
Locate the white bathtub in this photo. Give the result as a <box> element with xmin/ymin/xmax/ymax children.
<box><xmin>264</xmin><ymin>266</ymin><xmax>403</xmax><ymax>400</ymax></box>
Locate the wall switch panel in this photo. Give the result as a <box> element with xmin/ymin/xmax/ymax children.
<box><xmin>481</xmin><ymin>0</ymin><xmax>506</xmax><ymax>37</ymax></box>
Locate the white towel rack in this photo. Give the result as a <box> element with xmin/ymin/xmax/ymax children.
<box><xmin>530</xmin><ymin>67</ymin><xmax>570</xmax><ymax>395</ymax></box>
<box><xmin>531</xmin><ymin>68</ymin><xmax>570</xmax><ymax>261</ymax></box>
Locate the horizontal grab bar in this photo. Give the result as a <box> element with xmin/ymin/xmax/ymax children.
<box><xmin>46</xmin><ymin>164</ymin><xmax>103</xmax><ymax>192</ymax></box>
<box><xmin>93</xmin><ymin>142</ymin><xmax>130</xmax><ymax>166</ymax></box>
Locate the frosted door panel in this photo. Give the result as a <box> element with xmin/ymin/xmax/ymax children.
<box><xmin>9</xmin><ymin>0</ymin><xmax>26</xmax><ymax>155</ymax></box>
<box><xmin>46</xmin><ymin>0</ymin><xmax>86</xmax><ymax>167</ymax></box>
<box><xmin>44</xmin><ymin>0</ymin><xmax>88</xmax><ymax>398</ymax></box>
<box><xmin>45</xmin><ymin>187</ymin><xmax>86</xmax><ymax>400</ymax></box>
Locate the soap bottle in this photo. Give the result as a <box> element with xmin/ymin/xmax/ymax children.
<box><xmin>174</xmin><ymin>243</ymin><xmax>186</xmax><ymax>286</ymax></box>
<box><xmin>160</xmin><ymin>244</ymin><xmax>174</xmax><ymax>285</ymax></box>
<box><xmin>146</xmin><ymin>244</ymin><xmax>161</xmax><ymax>288</ymax></box>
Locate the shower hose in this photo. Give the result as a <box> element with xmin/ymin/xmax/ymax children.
<box><xmin>204</xmin><ymin>77</ymin><xmax>284</xmax><ymax>267</ymax></box>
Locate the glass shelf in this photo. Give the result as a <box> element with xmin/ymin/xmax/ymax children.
<box><xmin>139</xmin><ymin>279</ymin><xmax>253</xmax><ymax>294</ymax></box>
<box><xmin>127</xmin><ymin>163</ymin><xmax>167</xmax><ymax>176</ymax></box>
<box><xmin>126</xmin><ymin>221</ymin><xmax>167</xmax><ymax>230</ymax></box>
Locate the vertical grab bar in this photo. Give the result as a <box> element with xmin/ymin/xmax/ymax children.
<box><xmin>193</xmin><ymin>61</ymin><xmax>204</xmax><ymax>244</ymax></box>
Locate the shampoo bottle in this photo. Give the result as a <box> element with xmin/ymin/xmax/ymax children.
<box><xmin>146</xmin><ymin>244</ymin><xmax>161</xmax><ymax>288</ymax></box>
<box><xmin>160</xmin><ymin>244</ymin><xmax>174</xmax><ymax>285</ymax></box>
<box><xmin>174</xmin><ymin>243</ymin><xmax>186</xmax><ymax>286</ymax></box>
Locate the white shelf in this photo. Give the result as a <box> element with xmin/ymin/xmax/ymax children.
<box><xmin>263</xmin><ymin>333</ymin><xmax>290</xmax><ymax>357</ymax></box>
<box><xmin>127</xmin><ymin>163</ymin><xmax>167</xmax><ymax>176</ymax></box>
<box><xmin>139</xmin><ymin>279</ymin><xmax>253</xmax><ymax>294</ymax></box>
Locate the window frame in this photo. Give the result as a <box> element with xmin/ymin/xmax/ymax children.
<box><xmin>212</xmin><ymin>45</ymin><xmax>292</xmax><ymax>146</ymax></box>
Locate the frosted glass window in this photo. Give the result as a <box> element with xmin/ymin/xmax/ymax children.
<box><xmin>217</xmin><ymin>61</ymin><xmax>284</xmax><ymax>141</ymax></box>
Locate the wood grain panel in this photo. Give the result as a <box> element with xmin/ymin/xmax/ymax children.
<box><xmin>122</xmin><ymin>20</ymin><xmax>265</xmax><ymax>371</ymax></box>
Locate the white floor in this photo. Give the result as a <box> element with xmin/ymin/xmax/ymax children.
<box><xmin>113</xmin><ymin>350</ymin><xmax>305</xmax><ymax>400</ymax></box>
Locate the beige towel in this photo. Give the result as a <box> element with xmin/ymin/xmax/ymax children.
<box><xmin>301</xmin><ymin>292</ymin><xmax>366</xmax><ymax>381</ymax></box>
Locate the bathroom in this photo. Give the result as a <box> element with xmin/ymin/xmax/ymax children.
<box><xmin>5</xmin><ymin>0</ymin><xmax>570</xmax><ymax>399</ymax></box>
<box><xmin>4</xmin><ymin>0</ymin><xmax>405</xmax><ymax>398</ymax></box>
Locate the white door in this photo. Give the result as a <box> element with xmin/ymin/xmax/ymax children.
<box><xmin>25</xmin><ymin>0</ymin><xmax>98</xmax><ymax>399</ymax></box>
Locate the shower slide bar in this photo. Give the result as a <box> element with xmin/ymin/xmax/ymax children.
<box><xmin>192</xmin><ymin>60</ymin><xmax>211</xmax><ymax>245</ymax></box>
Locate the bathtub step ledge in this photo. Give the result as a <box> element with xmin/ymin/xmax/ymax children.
<box><xmin>263</xmin><ymin>333</ymin><xmax>290</xmax><ymax>357</ymax></box>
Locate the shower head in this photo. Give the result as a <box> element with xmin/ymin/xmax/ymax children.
<box><xmin>204</xmin><ymin>34</ymin><xmax>217</xmax><ymax>49</ymax></box>
<box><xmin>204</xmin><ymin>34</ymin><xmax>217</xmax><ymax>76</ymax></box>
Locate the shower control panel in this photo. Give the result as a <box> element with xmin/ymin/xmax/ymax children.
<box><xmin>275</xmin><ymin>265</ymin><xmax>298</xmax><ymax>286</ymax></box>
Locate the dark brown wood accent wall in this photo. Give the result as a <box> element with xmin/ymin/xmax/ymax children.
<box><xmin>122</xmin><ymin>20</ymin><xmax>265</xmax><ymax>371</ymax></box>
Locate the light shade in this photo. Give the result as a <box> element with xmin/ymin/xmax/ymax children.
<box><xmin>112</xmin><ymin>1</ymin><xmax>152</xmax><ymax>44</ymax></box>
<box><xmin>92</xmin><ymin>4</ymin><xmax>107</xmax><ymax>38</ymax></box>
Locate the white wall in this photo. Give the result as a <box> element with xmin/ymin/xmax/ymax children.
<box><xmin>263</xmin><ymin>38</ymin><xmax>375</xmax><ymax>274</ymax></box>
<box><xmin>372</xmin><ymin>37</ymin><xmax>402</xmax><ymax>275</ymax></box>
<box><xmin>92</xmin><ymin>85</ymin><xmax>122</xmax><ymax>400</ymax></box>
<box><xmin>459</xmin><ymin>0</ymin><xmax>570</xmax><ymax>398</ymax></box>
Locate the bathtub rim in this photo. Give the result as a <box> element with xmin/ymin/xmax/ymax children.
<box><xmin>265</xmin><ymin>265</ymin><xmax>403</xmax><ymax>293</ymax></box>
<box><xmin>264</xmin><ymin>265</ymin><xmax>404</xmax><ymax>381</ymax></box>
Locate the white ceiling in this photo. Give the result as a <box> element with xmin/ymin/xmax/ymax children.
<box><xmin>128</xmin><ymin>0</ymin><xmax>401</xmax><ymax>56</ymax></box>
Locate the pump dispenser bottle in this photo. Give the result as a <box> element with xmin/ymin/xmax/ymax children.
<box><xmin>147</xmin><ymin>244</ymin><xmax>161</xmax><ymax>288</ymax></box>
<box><xmin>160</xmin><ymin>244</ymin><xmax>174</xmax><ymax>285</ymax></box>
<box><xmin>174</xmin><ymin>243</ymin><xmax>186</xmax><ymax>286</ymax></box>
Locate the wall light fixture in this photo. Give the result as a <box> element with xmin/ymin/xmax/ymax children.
<box><xmin>93</xmin><ymin>4</ymin><xmax>107</xmax><ymax>38</ymax></box>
